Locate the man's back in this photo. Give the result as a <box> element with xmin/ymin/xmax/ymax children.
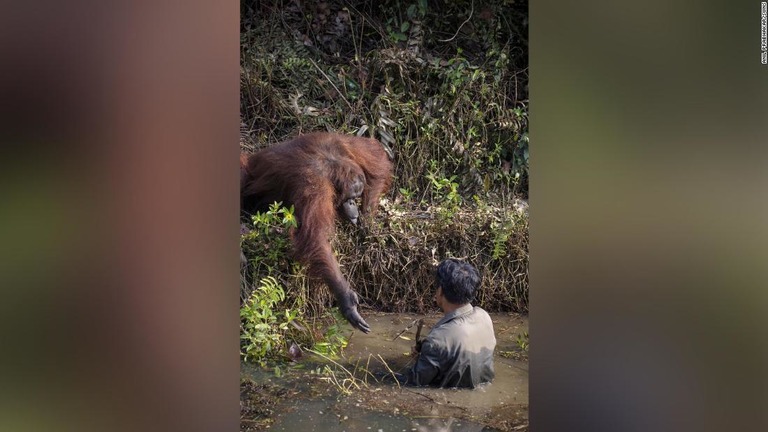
<box><xmin>410</xmin><ymin>304</ymin><xmax>496</xmax><ymax>388</ymax></box>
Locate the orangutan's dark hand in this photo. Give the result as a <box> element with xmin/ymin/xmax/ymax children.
<box><xmin>339</xmin><ymin>290</ymin><xmax>371</xmax><ymax>333</ymax></box>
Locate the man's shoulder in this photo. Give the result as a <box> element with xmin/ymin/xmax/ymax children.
<box><xmin>472</xmin><ymin>306</ymin><xmax>492</xmax><ymax>318</ymax></box>
<box><xmin>425</xmin><ymin>318</ymin><xmax>459</xmax><ymax>343</ymax></box>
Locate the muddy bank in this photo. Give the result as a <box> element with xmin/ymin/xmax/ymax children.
<box><xmin>241</xmin><ymin>312</ymin><xmax>528</xmax><ymax>431</ymax></box>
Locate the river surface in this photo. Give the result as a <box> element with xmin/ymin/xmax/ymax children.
<box><xmin>241</xmin><ymin>312</ymin><xmax>528</xmax><ymax>431</ymax></box>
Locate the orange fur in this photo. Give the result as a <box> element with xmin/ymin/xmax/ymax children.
<box><xmin>240</xmin><ymin>132</ymin><xmax>393</xmax><ymax>332</ymax></box>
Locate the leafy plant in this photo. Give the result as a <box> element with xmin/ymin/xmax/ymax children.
<box><xmin>490</xmin><ymin>220</ymin><xmax>513</xmax><ymax>260</ymax></box>
<box><xmin>426</xmin><ymin>161</ymin><xmax>462</xmax><ymax>219</ymax></box>
<box><xmin>249</xmin><ymin>201</ymin><xmax>298</xmax><ymax>234</ymax></box>
<box><xmin>312</xmin><ymin>308</ymin><xmax>350</xmax><ymax>358</ymax></box>
<box><xmin>383</xmin><ymin>0</ymin><xmax>427</xmax><ymax>43</ymax></box>
<box><xmin>398</xmin><ymin>187</ymin><xmax>414</xmax><ymax>201</ymax></box>
<box><xmin>241</xmin><ymin>202</ymin><xmax>299</xmax><ymax>296</ymax></box>
<box><xmin>240</xmin><ymin>276</ymin><xmax>300</xmax><ymax>364</ymax></box>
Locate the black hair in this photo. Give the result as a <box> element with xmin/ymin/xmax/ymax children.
<box><xmin>435</xmin><ymin>259</ymin><xmax>481</xmax><ymax>305</ymax></box>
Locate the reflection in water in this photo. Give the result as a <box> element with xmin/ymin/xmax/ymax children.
<box><xmin>413</xmin><ymin>417</ymin><xmax>495</xmax><ymax>432</ymax></box>
<box><xmin>243</xmin><ymin>312</ymin><xmax>527</xmax><ymax>431</ymax></box>
<box><xmin>342</xmin><ymin>313</ymin><xmax>528</xmax><ymax>409</ymax></box>
<box><xmin>268</xmin><ymin>397</ymin><xmax>498</xmax><ymax>432</ymax></box>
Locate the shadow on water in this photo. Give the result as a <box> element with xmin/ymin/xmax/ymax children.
<box><xmin>241</xmin><ymin>312</ymin><xmax>528</xmax><ymax>432</ymax></box>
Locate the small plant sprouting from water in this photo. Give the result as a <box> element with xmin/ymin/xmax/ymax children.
<box><xmin>312</xmin><ymin>308</ymin><xmax>350</xmax><ymax>358</ymax></box>
<box><xmin>499</xmin><ymin>331</ymin><xmax>530</xmax><ymax>361</ymax></box>
<box><xmin>308</xmin><ymin>351</ymin><xmax>366</xmax><ymax>396</ymax></box>
<box><xmin>305</xmin><ymin>352</ymin><xmax>401</xmax><ymax>396</ymax></box>
<box><xmin>516</xmin><ymin>331</ymin><xmax>529</xmax><ymax>352</ymax></box>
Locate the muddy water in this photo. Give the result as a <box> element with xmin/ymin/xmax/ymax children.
<box><xmin>241</xmin><ymin>312</ymin><xmax>528</xmax><ymax>431</ymax></box>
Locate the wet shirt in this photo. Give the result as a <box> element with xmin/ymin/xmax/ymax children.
<box><xmin>408</xmin><ymin>304</ymin><xmax>496</xmax><ymax>388</ymax></box>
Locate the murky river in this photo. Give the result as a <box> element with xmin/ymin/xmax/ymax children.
<box><xmin>241</xmin><ymin>312</ymin><xmax>528</xmax><ymax>431</ymax></box>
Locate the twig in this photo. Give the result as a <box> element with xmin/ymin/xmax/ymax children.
<box><xmin>401</xmin><ymin>387</ymin><xmax>437</xmax><ymax>402</ymax></box>
<box><xmin>438</xmin><ymin>0</ymin><xmax>474</xmax><ymax>42</ymax></box>
<box><xmin>391</xmin><ymin>318</ymin><xmax>420</xmax><ymax>341</ymax></box>
<box><xmin>377</xmin><ymin>354</ymin><xmax>401</xmax><ymax>390</ymax></box>
<box><xmin>364</xmin><ymin>354</ymin><xmax>373</xmax><ymax>384</ymax></box>
<box><xmin>308</xmin><ymin>349</ymin><xmax>363</xmax><ymax>389</ymax></box>
<box><xmin>307</xmin><ymin>58</ymin><xmax>354</xmax><ymax>111</ymax></box>
<box><xmin>353</xmin><ymin>354</ymin><xmax>378</xmax><ymax>384</ymax></box>
<box><xmin>414</xmin><ymin>318</ymin><xmax>425</xmax><ymax>344</ymax></box>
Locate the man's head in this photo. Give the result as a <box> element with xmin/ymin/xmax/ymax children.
<box><xmin>434</xmin><ymin>259</ymin><xmax>481</xmax><ymax>311</ymax></box>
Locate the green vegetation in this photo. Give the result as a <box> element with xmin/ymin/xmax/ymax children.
<box><xmin>240</xmin><ymin>276</ymin><xmax>299</xmax><ymax>364</ymax></box>
<box><xmin>240</xmin><ymin>202</ymin><xmax>297</xmax><ymax>291</ymax></box>
<box><xmin>516</xmin><ymin>330</ymin><xmax>529</xmax><ymax>352</ymax></box>
<box><xmin>240</xmin><ymin>0</ymin><xmax>528</xmax><ymax>365</ymax></box>
<box><xmin>240</xmin><ymin>203</ymin><xmax>350</xmax><ymax>364</ymax></box>
<box><xmin>311</xmin><ymin>308</ymin><xmax>350</xmax><ymax>358</ymax></box>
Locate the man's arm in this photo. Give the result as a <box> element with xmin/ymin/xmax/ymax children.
<box><xmin>408</xmin><ymin>340</ymin><xmax>441</xmax><ymax>386</ymax></box>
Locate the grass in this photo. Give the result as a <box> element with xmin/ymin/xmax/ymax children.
<box><xmin>240</xmin><ymin>0</ymin><xmax>529</xmax><ymax>317</ymax></box>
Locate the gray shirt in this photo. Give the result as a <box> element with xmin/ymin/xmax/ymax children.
<box><xmin>408</xmin><ymin>304</ymin><xmax>496</xmax><ymax>388</ymax></box>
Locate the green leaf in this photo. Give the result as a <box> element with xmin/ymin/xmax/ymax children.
<box><xmin>392</xmin><ymin>32</ymin><xmax>407</xmax><ymax>41</ymax></box>
<box><xmin>407</xmin><ymin>4</ymin><xmax>416</xmax><ymax>18</ymax></box>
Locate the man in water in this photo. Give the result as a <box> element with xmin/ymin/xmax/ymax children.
<box><xmin>403</xmin><ymin>258</ymin><xmax>496</xmax><ymax>388</ymax></box>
